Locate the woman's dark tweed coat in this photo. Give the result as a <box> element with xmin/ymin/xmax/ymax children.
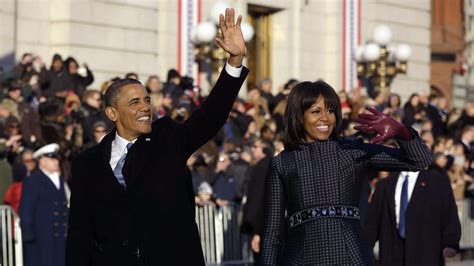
<box><xmin>261</xmin><ymin>133</ymin><xmax>432</xmax><ymax>265</ymax></box>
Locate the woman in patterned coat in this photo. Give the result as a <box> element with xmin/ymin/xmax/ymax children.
<box><xmin>260</xmin><ymin>81</ymin><xmax>432</xmax><ymax>265</ymax></box>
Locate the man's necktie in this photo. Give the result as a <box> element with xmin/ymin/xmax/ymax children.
<box><xmin>399</xmin><ymin>175</ymin><xmax>409</xmax><ymax>239</ymax></box>
<box><xmin>114</xmin><ymin>142</ymin><xmax>133</xmax><ymax>188</ymax></box>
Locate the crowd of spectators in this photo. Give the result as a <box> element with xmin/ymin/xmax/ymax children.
<box><xmin>1</xmin><ymin>52</ymin><xmax>474</xmax><ymax>239</ymax></box>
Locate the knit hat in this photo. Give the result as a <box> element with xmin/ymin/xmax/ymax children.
<box><xmin>197</xmin><ymin>182</ymin><xmax>213</xmax><ymax>195</ymax></box>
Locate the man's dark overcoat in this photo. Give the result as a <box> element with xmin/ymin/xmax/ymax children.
<box><xmin>66</xmin><ymin>68</ymin><xmax>248</xmax><ymax>266</ymax></box>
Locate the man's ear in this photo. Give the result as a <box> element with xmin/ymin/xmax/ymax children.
<box><xmin>105</xmin><ymin>106</ymin><xmax>118</xmax><ymax>122</ymax></box>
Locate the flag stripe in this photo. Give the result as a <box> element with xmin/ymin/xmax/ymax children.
<box><xmin>342</xmin><ymin>0</ymin><xmax>360</xmax><ymax>92</ymax></box>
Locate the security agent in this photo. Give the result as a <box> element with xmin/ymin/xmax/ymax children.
<box><xmin>20</xmin><ymin>143</ymin><xmax>70</xmax><ymax>266</ymax></box>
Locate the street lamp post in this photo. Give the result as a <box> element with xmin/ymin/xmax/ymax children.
<box><xmin>192</xmin><ymin>1</ymin><xmax>254</xmax><ymax>84</ymax></box>
<box><xmin>355</xmin><ymin>25</ymin><xmax>411</xmax><ymax>99</ymax></box>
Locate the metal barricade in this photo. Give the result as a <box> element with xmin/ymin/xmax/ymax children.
<box><xmin>196</xmin><ymin>200</ymin><xmax>474</xmax><ymax>265</ymax></box>
<box><xmin>0</xmin><ymin>205</ymin><xmax>22</xmax><ymax>266</ymax></box>
<box><xmin>196</xmin><ymin>204</ymin><xmax>218</xmax><ymax>263</ymax></box>
<box><xmin>4</xmin><ymin>199</ymin><xmax>472</xmax><ymax>265</ymax></box>
<box><xmin>458</xmin><ymin>199</ymin><xmax>474</xmax><ymax>249</ymax></box>
<box><xmin>195</xmin><ymin>203</ymin><xmax>252</xmax><ymax>265</ymax></box>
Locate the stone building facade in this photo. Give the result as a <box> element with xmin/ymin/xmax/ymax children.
<box><xmin>0</xmin><ymin>0</ymin><xmax>431</xmax><ymax>101</ymax></box>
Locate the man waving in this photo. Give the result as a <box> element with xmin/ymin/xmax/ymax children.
<box><xmin>66</xmin><ymin>8</ymin><xmax>248</xmax><ymax>266</ymax></box>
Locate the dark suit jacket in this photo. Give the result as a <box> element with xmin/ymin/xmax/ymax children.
<box><xmin>366</xmin><ymin>166</ymin><xmax>461</xmax><ymax>266</ymax></box>
<box><xmin>66</xmin><ymin>67</ymin><xmax>248</xmax><ymax>266</ymax></box>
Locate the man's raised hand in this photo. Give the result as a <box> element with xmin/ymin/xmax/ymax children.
<box><xmin>215</xmin><ymin>8</ymin><xmax>246</xmax><ymax>67</ymax></box>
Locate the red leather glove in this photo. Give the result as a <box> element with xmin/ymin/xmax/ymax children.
<box><xmin>354</xmin><ymin>106</ymin><xmax>413</xmax><ymax>144</ymax></box>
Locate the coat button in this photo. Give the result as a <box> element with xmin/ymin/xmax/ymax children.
<box><xmin>54</xmin><ymin>212</ymin><xmax>59</xmax><ymax>216</ymax></box>
<box><xmin>54</xmin><ymin>222</ymin><xmax>59</xmax><ymax>227</ymax></box>
<box><xmin>54</xmin><ymin>201</ymin><xmax>58</xmax><ymax>205</ymax></box>
<box><xmin>54</xmin><ymin>233</ymin><xmax>59</xmax><ymax>237</ymax></box>
<box><xmin>122</xmin><ymin>240</ymin><xmax>128</xmax><ymax>246</ymax></box>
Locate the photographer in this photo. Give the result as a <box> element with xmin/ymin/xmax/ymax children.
<box><xmin>2</xmin><ymin>81</ymin><xmax>42</xmax><ymax>149</ymax></box>
<box><xmin>212</xmin><ymin>152</ymin><xmax>241</xmax><ymax>206</ymax></box>
<box><xmin>2</xmin><ymin>116</ymin><xmax>25</xmax><ymax>163</ymax></box>
<box><xmin>77</xmin><ymin>90</ymin><xmax>108</xmax><ymax>143</ymax></box>
<box><xmin>12</xmin><ymin>53</ymin><xmax>35</xmax><ymax>82</ymax></box>
<box><xmin>63</xmin><ymin>57</ymin><xmax>94</xmax><ymax>98</ymax></box>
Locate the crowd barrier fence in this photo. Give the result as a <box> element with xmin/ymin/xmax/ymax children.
<box><xmin>457</xmin><ymin>200</ymin><xmax>474</xmax><ymax>249</ymax></box>
<box><xmin>0</xmin><ymin>206</ymin><xmax>22</xmax><ymax>266</ymax></box>
<box><xmin>195</xmin><ymin>203</ymin><xmax>253</xmax><ymax>265</ymax></box>
<box><xmin>3</xmin><ymin>200</ymin><xmax>474</xmax><ymax>265</ymax></box>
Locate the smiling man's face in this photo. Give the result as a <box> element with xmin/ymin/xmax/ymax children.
<box><xmin>109</xmin><ymin>84</ymin><xmax>152</xmax><ymax>140</ymax></box>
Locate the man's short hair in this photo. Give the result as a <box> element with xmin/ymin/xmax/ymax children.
<box><xmin>104</xmin><ymin>78</ymin><xmax>142</xmax><ymax>108</ymax></box>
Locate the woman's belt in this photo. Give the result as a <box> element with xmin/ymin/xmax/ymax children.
<box><xmin>289</xmin><ymin>205</ymin><xmax>360</xmax><ymax>228</ymax></box>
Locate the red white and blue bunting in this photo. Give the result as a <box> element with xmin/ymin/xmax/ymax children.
<box><xmin>178</xmin><ymin>0</ymin><xmax>201</xmax><ymax>84</ymax></box>
<box><xmin>342</xmin><ymin>0</ymin><xmax>361</xmax><ymax>92</ymax></box>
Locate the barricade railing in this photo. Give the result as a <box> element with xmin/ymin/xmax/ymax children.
<box><xmin>196</xmin><ymin>200</ymin><xmax>474</xmax><ymax>264</ymax></box>
<box><xmin>0</xmin><ymin>206</ymin><xmax>22</xmax><ymax>266</ymax></box>
<box><xmin>457</xmin><ymin>199</ymin><xmax>474</xmax><ymax>249</ymax></box>
<box><xmin>3</xmin><ymin>199</ymin><xmax>474</xmax><ymax>265</ymax></box>
<box><xmin>195</xmin><ymin>203</ymin><xmax>253</xmax><ymax>265</ymax></box>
